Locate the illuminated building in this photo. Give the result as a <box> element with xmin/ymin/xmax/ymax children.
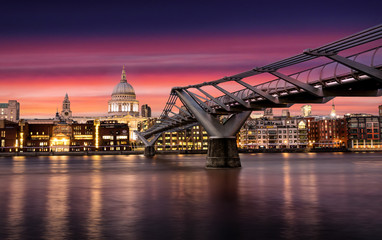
<box><xmin>330</xmin><ymin>101</ymin><xmax>336</xmax><ymax>118</ymax></box>
<box><xmin>60</xmin><ymin>93</ymin><xmax>72</xmax><ymax>121</ymax></box>
<box><xmin>98</xmin><ymin>120</ymin><xmax>130</xmax><ymax>151</ymax></box>
<box><xmin>0</xmin><ymin>100</ymin><xmax>20</xmax><ymax>122</ymax></box>
<box><xmin>155</xmin><ymin>125</ymin><xmax>209</xmax><ymax>151</ymax></box>
<box><xmin>346</xmin><ymin>114</ymin><xmax>381</xmax><ymax>149</ymax></box>
<box><xmin>108</xmin><ymin>66</ymin><xmax>139</xmax><ymax>117</ymax></box>
<box><xmin>72</xmin><ymin>67</ymin><xmax>149</xmax><ymax>142</ymax></box>
<box><xmin>307</xmin><ymin>117</ymin><xmax>348</xmax><ymax>148</ymax></box>
<box><xmin>0</xmin><ymin>120</ymin><xmax>18</xmax><ymax>152</ymax></box>
<box><xmin>18</xmin><ymin>120</ymin><xmax>129</xmax><ymax>152</ymax></box>
<box><xmin>239</xmin><ymin>116</ymin><xmax>308</xmax><ymax>149</ymax></box>
<box><xmin>301</xmin><ymin>105</ymin><xmax>312</xmax><ymax>117</ymax></box>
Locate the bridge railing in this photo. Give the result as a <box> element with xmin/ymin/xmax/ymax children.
<box><xmin>203</xmin><ymin>46</ymin><xmax>382</xmax><ymax>108</ymax></box>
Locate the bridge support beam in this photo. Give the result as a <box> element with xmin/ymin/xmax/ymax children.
<box><xmin>135</xmin><ymin>132</ymin><xmax>161</xmax><ymax>158</ymax></box>
<box><xmin>176</xmin><ymin>89</ymin><xmax>251</xmax><ymax>168</ymax></box>
<box><xmin>144</xmin><ymin>145</ymin><xmax>156</xmax><ymax>157</ymax></box>
<box><xmin>207</xmin><ymin>137</ymin><xmax>241</xmax><ymax>168</ymax></box>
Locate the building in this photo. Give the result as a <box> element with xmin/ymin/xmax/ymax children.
<box><xmin>330</xmin><ymin>101</ymin><xmax>336</xmax><ymax>118</ymax></box>
<box><xmin>238</xmin><ymin>116</ymin><xmax>308</xmax><ymax>149</ymax></box>
<box><xmin>155</xmin><ymin>125</ymin><xmax>209</xmax><ymax>151</ymax></box>
<box><xmin>0</xmin><ymin>120</ymin><xmax>19</xmax><ymax>151</ymax></box>
<box><xmin>301</xmin><ymin>105</ymin><xmax>312</xmax><ymax>117</ymax></box>
<box><xmin>11</xmin><ymin>119</ymin><xmax>130</xmax><ymax>152</ymax></box>
<box><xmin>346</xmin><ymin>114</ymin><xmax>381</xmax><ymax>149</ymax></box>
<box><xmin>0</xmin><ymin>100</ymin><xmax>20</xmax><ymax>122</ymax></box>
<box><xmin>379</xmin><ymin>105</ymin><xmax>382</xmax><ymax>117</ymax></box>
<box><xmin>282</xmin><ymin>109</ymin><xmax>290</xmax><ymax>117</ymax></box>
<box><xmin>98</xmin><ymin>120</ymin><xmax>130</xmax><ymax>151</ymax></box>
<box><xmin>70</xmin><ymin>67</ymin><xmax>150</xmax><ymax>141</ymax></box>
<box><xmin>108</xmin><ymin>66</ymin><xmax>139</xmax><ymax>117</ymax></box>
<box><xmin>141</xmin><ymin>104</ymin><xmax>151</xmax><ymax>118</ymax></box>
<box><xmin>306</xmin><ymin>117</ymin><xmax>348</xmax><ymax>148</ymax></box>
<box><xmin>61</xmin><ymin>93</ymin><xmax>72</xmax><ymax>121</ymax></box>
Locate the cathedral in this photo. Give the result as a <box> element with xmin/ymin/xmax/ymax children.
<box><xmin>65</xmin><ymin>66</ymin><xmax>149</xmax><ymax>142</ymax></box>
<box><xmin>108</xmin><ymin>66</ymin><xmax>139</xmax><ymax>117</ymax></box>
<box><xmin>61</xmin><ymin>93</ymin><xmax>72</xmax><ymax>120</ymax></box>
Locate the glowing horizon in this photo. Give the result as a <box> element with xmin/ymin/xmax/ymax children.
<box><xmin>1</xmin><ymin>31</ymin><xmax>381</xmax><ymax>119</ymax></box>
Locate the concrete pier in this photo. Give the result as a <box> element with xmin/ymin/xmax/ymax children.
<box><xmin>144</xmin><ymin>146</ymin><xmax>156</xmax><ymax>157</ymax></box>
<box><xmin>206</xmin><ymin>137</ymin><xmax>241</xmax><ymax>168</ymax></box>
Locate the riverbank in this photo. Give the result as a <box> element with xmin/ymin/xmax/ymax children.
<box><xmin>2</xmin><ymin>148</ymin><xmax>381</xmax><ymax>157</ymax></box>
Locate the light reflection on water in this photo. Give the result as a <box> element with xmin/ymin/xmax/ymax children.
<box><xmin>0</xmin><ymin>153</ymin><xmax>381</xmax><ymax>239</ymax></box>
<box><xmin>6</xmin><ymin>158</ymin><xmax>26</xmax><ymax>240</ymax></box>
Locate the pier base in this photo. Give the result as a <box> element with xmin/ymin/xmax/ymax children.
<box><xmin>206</xmin><ymin>138</ymin><xmax>241</xmax><ymax>168</ymax></box>
<box><xmin>144</xmin><ymin>146</ymin><xmax>156</xmax><ymax>157</ymax></box>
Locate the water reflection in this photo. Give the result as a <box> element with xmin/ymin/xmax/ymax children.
<box><xmin>282</xmin><ymin>159</ymin><xmax>296</xmax><ymax>240</ymax></box>
<box><xmin>0</xmin><ymin>153</ymin><xmax>381</xmax><ymax>239</ymax></box>
<box><xmin>44</xmin><ymin>158</ymin><xmax>69</xmax><ymax>240</ymax></box>
<box><xmin>298</xmin><ymin>161</ymin><xmax>319</xmax><ymax>239</ymax></box>
<box><xmin>6</xmin><ymin>158</ymin><xmax>26</xmax><ymax>240</ymax></box>
<box><xmin>206</xmin><ymin>169</ymin><xmax>241</xmax><ymax>239</ymax></box>
<box><xmin>87</xmin><ymin>157</ymin><xmax>103</xmax><ymax>239</ymax></box>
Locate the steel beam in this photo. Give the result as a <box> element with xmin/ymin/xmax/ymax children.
<box><xmin>187</xmin><ymin>90</ymin><xmax>214</xmax><ymax>113</ymax></box>
<box><xmin>135</xmin><ymin>131</ymin><xmax>161</xmax><ymax>147</ymax></box>
<box><xmin>170</xmin><ymin>111</ymin><xmax>187</xmax><ymax>120</ymax></box>
<box><xmin>304</xmin><ymin>49</ymin><xmax>382</xmax><ymax>82</ymax></box>
<box><xmin>173</xmin><ymin>104</ymin><xmax>193</xmax><ymax>117</ymax></box>
<box><xmin>330</xmin><ymin>56</ymin><xmax>382</xmax><ymax>82</ymax></box>
<box><xmin>213</xmin><ymin>85</ymin><xmax>250</xmax><ymax>108</ymax></box>
<box><xmin>235</xmin><ymin>79</ymin><xmax>280</xmax><ymax>103</ymax></box>
<box><xmin>269</xmin><ymin>71</ymin><xmax>323</xmax><ymax>97</ymax></box>
<box><xmin>197</xmin><ymin>87</ymin><xmax>230</xmax><ymax>111</ymax></box>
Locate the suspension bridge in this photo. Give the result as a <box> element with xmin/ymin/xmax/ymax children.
<box><xmin>136</xmin><ymin>24</ymin><xmax>382</xmax><ymax>168</ymax></box>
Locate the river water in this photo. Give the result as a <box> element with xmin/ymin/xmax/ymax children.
<box><xmin>0</xmin><ymin>152</ymin><xmax>381</xmax><ymax>240</ymax></box>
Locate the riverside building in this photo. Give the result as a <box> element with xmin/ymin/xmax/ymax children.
<box><xmin>346</xmin><ymin>114</ymin><xmax>382</xmax><ymax>149</ymax></box>
<box><xmin>0</xmin><ymin>119</ymin><xmax>130</xmax><ymax>152</ymax></box>
<box><xmin>72</xmin><ymin>66</ymin><xmax>150</xmax><ymax>142</ymax></box>
<box><xmin>238</xmin><ymin>115</ymin><xmax>308</xmax><ymax>149</ymax></box>
<box><xmin>0</xmin><ymin>100</ymin><xmax>20</xmax><ymax>122</ymax></box>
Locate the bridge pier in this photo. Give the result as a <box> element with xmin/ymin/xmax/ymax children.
<box><xmin>175</xmin><ymin>89</ymin><xmax>251</xmax><ymax>168</ymax></box>
<box><xmin>135</xmin><ymin>132</ymin><xmax>161</xmax><ymax>158</ymax></box>
<box><xmin>206</xmin><ymin>137</ymin><xmax>240</xmax><ymax>168</ymax></box>
<box><xmin>144</xmin><ymin>145</ymin><xmax>156</xmax><ymax>157</ymax></box>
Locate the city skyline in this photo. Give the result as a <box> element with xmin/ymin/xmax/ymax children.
<box><xmin>1</xmin><ymin>1</ymin><xmax>381</xmax><ymax>118</ymax></box>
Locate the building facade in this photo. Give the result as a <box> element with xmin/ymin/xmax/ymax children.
<box><xmin>306</xmin><ymin>117</ymin><xmax>348</xmax><ymax>148</ymax></box>
<box><xmin>0</xmin><ymin>100</ymin><xmax>20</xmax><ymax>122</ymax></box>
<box><xmin>60</xmin><ymin>93</ymin><xmax>72</xmax><ymax>121</ymax></box>
<box><xmin>141</xmin><ymin>104</ymin><xmax>151</xmax><ymax>118</ymax></box>
<box><xmin>0</xmin><ymin>120</ymin><xmax>19</xmax><ymax>151</ymax></box>
<box><xmin>346</xmin><ymin>114</ymin><xmax>381</xmax><ymax>149</ymax></box>
<box><xmin>0</xmin><ymin>120</ymin><xmax>130</xmax><ymax>152</ymax></box>
<box><xmin>155</xmin><ymin>125</ymin><xmax>209</xmax><ymax>151</ymax></box>
<box><xmin>238</xmin><ymin>116</ymin><xmax>308</xmax><ymax>149</ymax></box>
<box><xmin>108</xmin><ymin>66</ymin><xmax>139</xmax><ymax>117</ymax></box>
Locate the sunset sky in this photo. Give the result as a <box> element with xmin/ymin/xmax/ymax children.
<box><xmin>1</xmin><ymin>0</ymin><xmax>381</xmax><ymax>118</ymax></box>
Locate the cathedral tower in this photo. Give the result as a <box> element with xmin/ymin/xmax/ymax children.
<box><xmin>61</xmin><ymin>93</ymin><xmax>72</xmax><ymax>120</ymax></box>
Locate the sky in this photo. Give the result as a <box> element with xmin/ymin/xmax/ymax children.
<box><xmin>0</xmin><ymin>0</ymin><xmax>381</xmax><ymax>118</ymax></box>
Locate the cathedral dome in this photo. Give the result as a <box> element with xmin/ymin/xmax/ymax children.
<box><xmin>108</xmin><ymin>66</ymin><xmax>139</xmax><ymax>117</ymax></box>
<box><xmin>112</xmin><ymin>81</ymin><xmax>135</xmax><ymax>95</ymax></box>
<box><xmin>112</xmin><ymin>67</ymin><xmax>136</xmax><ymax>96</ymax></box>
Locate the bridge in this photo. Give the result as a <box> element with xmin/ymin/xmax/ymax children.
<box><xmin>136</xmin><ymin>24</ymin><xmax>382</xmax><ymax>168</ymax></box>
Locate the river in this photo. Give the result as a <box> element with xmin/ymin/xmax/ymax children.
<box><xmin>0</xmin><ymin>152</ymin><xmax>381</xmax><ymax>240</ymax></box>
